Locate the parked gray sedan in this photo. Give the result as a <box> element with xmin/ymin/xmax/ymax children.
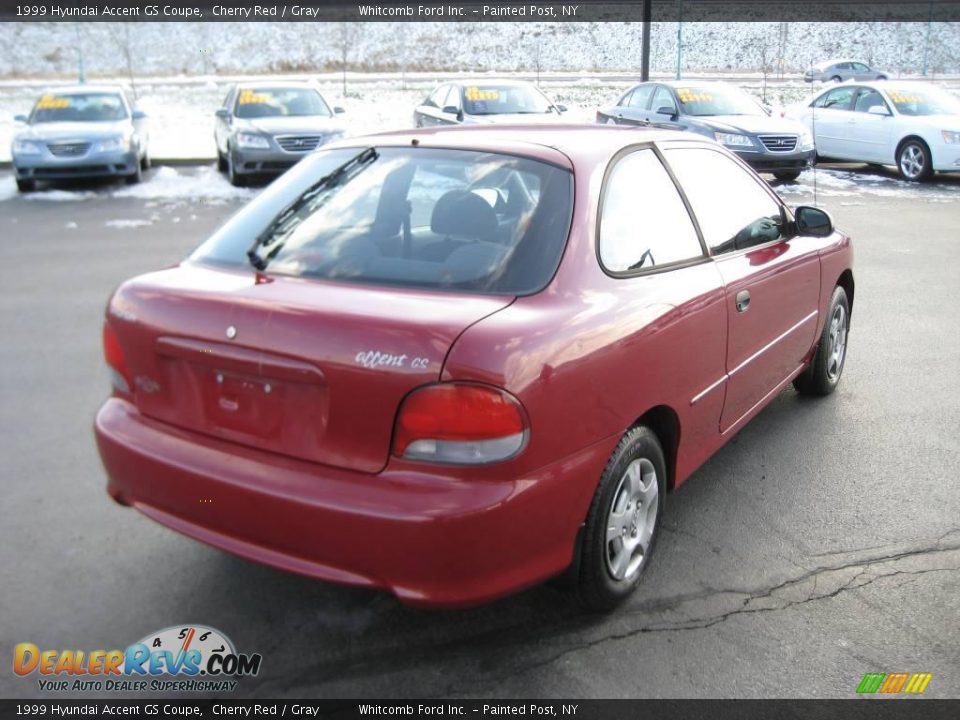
<box><xmin>804</xmin><ymin>59</ymin><xmax>889</xmax><ymax>83</ymax></box>
<box><xmin>596</xmin><ymin>81</ymin><xmax>815</xmax><ymax>180</ymax></box>
<box><xmin>214</xmin><ymin>82</ymin><xmax>346</xmax><ymax>186</ymax></box>
<box><xmin>413</xmin><ymin>79</ymin><xmax>567</xmax><ymax>127</ymax></box>
<box><xmin>11</xmin><ymin>85</ymin><xmax>149</xmax><ymax>192</ymax></box>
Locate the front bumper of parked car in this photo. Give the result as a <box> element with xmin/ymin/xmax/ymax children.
<box><xmin>95</xmin><ymin>397</ymin><xmax>613</xmax><ymax>607</ymax></box>
<box><xmin>734</xmin><ymin>147</ymin><xmax>815</xmax><ymax>173</ymax></box>
<box><xmin>13</xmin><ymin>144</ymin><xmax>139</xmax><ymax>181</ymax></box>
<box><xmin>232</xmin><ymin>134</ymin><xmax>343</xmax><ymax>176</ymax></box>
<box><xmin>932</xmin><ymin>142</ymin><xmax>960</xmax><ymax>172</ymax></box>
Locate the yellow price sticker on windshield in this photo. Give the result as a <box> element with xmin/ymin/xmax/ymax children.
<box><xmin>238</xmin><ymin>89</ymin><xmax>272</xmax><ymax>104</ymax></box>
<box><xmin>889</xmin><ymin>92</ymin><xmax>924</xmax><ymax>104</ymax></box>
<box><xmin>37</xmin><ymin>94</ymin><xmax>71</xmax><ymax>110</ymax></box>
<box><xmin>677</xmin><ymin>89</ymin><xmax>713</xmax><ymax>104</ymax></box>
<box><xmin>465</xmin><ymin>87</ymin><xmax>500</xmax><ymax>102</ymax></box>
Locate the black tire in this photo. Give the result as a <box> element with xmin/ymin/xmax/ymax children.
<box><xmin>578</xmin><ymin>425</ymin><xmax>666</xmax><ymax>612</ymax></box>
<box><xmin>140</xmin><ymin>148</ymin><xmax>151</xmax><ymax>171</ymax></box>
<box><xmin>124</xmin><ymin>159</ymin><xmax>142</xmax><ymax>185</ymax></box>
<box><xmin>226</xmin><ymin>148</ymin><xmax>246</xmax><ymax>187</ymax></box>
<box><xmin>830</xmin><ymin>75</ymin><xmax>842</xmax><ymax>83</ymax></box>
<box><xmin>876</xmin><ymin>75</ymin><xmax>887</xmax><ymax>81</ymax></box>
<box><xmin>794</xmin><ymin>285</ymin><xmax>850</xmax><ymax>397</ymax></box>
<box><xmin>773</xmin><ymin>170</ymin><xmax>802</xmax><ymax>182</ymax></box>
<box><xmin>16</xmin><ymin>178</ymin><xmax>36</xmax><ymax>192</ymax></box>
<box><xmin>896</xmin><ymin>138</ymin><xmax>933</xmax><ymax>182</ymax></box>
<box><xmin>217</xmin><ymin>150</ymin><xmax>227</xmax><ymax>172</ymax></box>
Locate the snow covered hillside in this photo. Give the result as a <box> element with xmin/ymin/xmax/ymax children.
<box><xmin>1</xmin><ymin>21</ymin><xmax>958</xmax><ymax>79</ymax></box>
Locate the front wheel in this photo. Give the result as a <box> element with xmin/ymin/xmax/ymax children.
<box><xmin>897</xmin><ymin>139</ymin><xmax>932</xmax><ymax>182</ymax></box>
<box><xmin>773</xmin><ymin>170</ymin><xmax>802</xmax><ymax>182</ymax></box>
<box><xmin>577</xmin><ymin>425</ymin><xmax>665</xmax><ymax>611</ymax></box>
<box><xmin>794</xmin><ymin>285</ymin><xmax>850</xmax><ymax>396</ymax></box>
<box><xmin>16</xmin><ymin>178</ymin><xmax>36</xmax><ymax>192</ymax></box>
<box><xmin>226</xmin><ymin>149</ymin><xmax>246</xmax><ymax>187</ymax></box>
<box><xmin>124</xmin><ymin>158</ymin><xmax>142</xmax><ymax>185</ymax></box>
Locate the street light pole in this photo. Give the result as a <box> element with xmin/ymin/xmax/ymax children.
<box><xmin>75</xmin><ymin>24</ymin><xmax>85</xmax><ymax>84</ymax></box>
<box><xmin>922</xmin><ymin>0</ymin><xmax>933</xmax><ymax>77</ymax></box>
<box><xmin>641</xmin><ymin>0</ymin><xmax>652</xmax><ymax>81</ymax></box>
<box><xmin>675</xmin><ymin>1</ymin><xmax>683</xmax><ymax>80</ymax></box>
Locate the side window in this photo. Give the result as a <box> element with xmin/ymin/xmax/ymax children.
<box><xmin>599</xmin><ymin>149</ymin><xmax>704</xmax><ymax>273</ymax></box>
<box><xmin>853</xmin><ymin>62</ymin><xmax>870</xmax><ymax>72</ymax></box>
<box><xmin>816</xmin><ymin>87</ymin><xmax>855</xmax><ymax>110</ymax></box>
<box><xmin>664</xmin><ymin>148</ymin><xmax>785</xmax><ymax>255</ymax></box>
<box><xmin>444</xmin><ymin>86</ymin><xmax>462</xmax><ymax>111</ymax></box>
<box><xmin>854</xmin><ymin>88</ymin><xmax>887</xmax><ymax>113</ymax></box>
<box><xmin>618</xmin><ymin>89</ymin><xmax>634</xmax><ymax>107</ymax></box>
<box><xmin>651</xmin><ymin>86</ymin><xmax>677</xmax><ymax>114</ymax></box>
<box><xmin>222</xmin><ymin>88</ymin><xmax>235</xmax><ymax>110</ymax></box>
<box><xmin>629</xmin><ymin>85</ymin><xmax>654</xmax><ymax>109</ymax></box>
<box><xmin>425</xmin><ymin>85</ymin><xmax>446</xmax><ymax>108</ymax></box>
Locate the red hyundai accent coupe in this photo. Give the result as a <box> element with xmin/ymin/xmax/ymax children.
<box><xmin>95</xmin><ymin>125</ymin><xmax>853</xmax><ymax>610</ymax></box>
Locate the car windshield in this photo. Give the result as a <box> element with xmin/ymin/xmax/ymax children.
<box><xmin>29</xmin><ymin>92</ymin><xmax>127</xmax><ymax>123</ymax></box>
<box><xmin>191</xmin><ymin>147</ymin><xmax>573</xmax><ymax>296</ymax></box>
<box><xmin>674</xmin><ymin>86</ymin><xmax>765</xmax><ymax>116</ymax></box>
<box><xmin>462</xmin><ymin>84</ymin><xmax>554</xmax><ymax>115</ymax></box>
<box><xmin>234</xmin><ymin>87</ymin><xmax>331</xmax><ymax>119</ymax></box>
<box><xmin>884</xmin><ymin>86</ymin><xmax>960</xmax><ymax>116</ymax></box>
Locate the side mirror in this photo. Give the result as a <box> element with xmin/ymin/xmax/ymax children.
<box><xmin>442</xmin><ymin>106</ymin><xmax>464</xmax><ymax>121</ymax></box>
<box><xmin>215</xmin><ymin>108</ymin><xmax>230</xmax><ymax>119</ymax></box>
<box><xmin>655</xmin><ymin>106</ymin><xmax>678</xmax><ymax>120</ymax></box>
<box><xmin>14</xmin><ymin>114</ymin><xmax>27</xmax><ymax>123</ymax></box>
<box><xmin>132</xmin><ymin>110</ymin><xmax>147</xmax><ymax>120</ymax></box>
<box><xmin>867</xmin><ymin>104</ymin><xmax>890</xmax><ymax>116</ymax></box>
<box><xmin>333</xmin><ymin>106</ymin><xmax>345</xmax><ymax>114</ymax></box>
<box><xmin>795</xmin><ymin>206</ymin><xmax>833</xmax><ymax>238</ymax></box>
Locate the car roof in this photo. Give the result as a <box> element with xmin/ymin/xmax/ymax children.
<box><xmin>445</xmin><ymin>78</ymin><xmax>538</xmax><ymax>87</ymax></box>
<box><xmin>329</xmin><ymin>124</ymin><xmax>704</xmax><ymax>171</ymax></box>
<box><xmin>235</xmin><ymin>80</ymin><xmax>320</xmax><ymax>90</ymax></box>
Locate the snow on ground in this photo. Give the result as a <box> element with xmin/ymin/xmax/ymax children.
<box><xmin>775</xmin><ymin>167</ymin><xmax>960</xmax><ymax>203</ymax></box>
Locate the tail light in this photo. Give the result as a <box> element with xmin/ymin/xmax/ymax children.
<box><xmin>393</xmin><ymin>383</ymin><xmax>528</xmax><ymax>465</ymax></box>
<box><xmin>103</xmin><ymin>322</ymin><xmax>131</xmax><ymax>394</ymax></box>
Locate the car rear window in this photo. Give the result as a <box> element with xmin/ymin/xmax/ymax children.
<box><xmin>190</xmin><ymin>147</ymin><xmax>574</xmax><ymax>296</ymax></box>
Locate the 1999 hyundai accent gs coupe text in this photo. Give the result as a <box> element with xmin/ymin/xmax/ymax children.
<box><xmin>95</xmin><ymin>126</ymin><xmax>854</xmax><ymax>610</ymax></box>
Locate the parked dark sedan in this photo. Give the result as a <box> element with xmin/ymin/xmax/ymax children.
<box><xmin>214</xmin><ymin>82</ymin><xmax>346</xmax><ymax>186</ymax></box>
<box><xmin>596</xmin><ymin>81</ymin><xmax>815</xmax><ymax>180</ymax></box>
<box><xmin>413</xmin><ymin>79</ymin><xmax>567</xmax><ymax>127</ymax></box>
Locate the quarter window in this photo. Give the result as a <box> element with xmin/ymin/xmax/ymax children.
<box><xmin>599</xmin><ymin>149</ymin><xmax>703</xmax><ymax>273</ymax></box>
<box><xmin>664</xmin><ymin>148</ymin><xmax>785</xmax><ymax>255</ymax></box>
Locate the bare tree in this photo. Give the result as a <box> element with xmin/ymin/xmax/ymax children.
<box><xmin>336</xmin><ymin>23</ymin><xmax>360</xmax><ymax>97</ymax></box>
<box><xmin>106</xmin><ymin>23</ymin><xmax>138</xmax><ymax>98</ymax></box>
<box><xmin>749</xmin><ymin>32</ymin><xmax>777</xmax><ymax>103</ymax></box>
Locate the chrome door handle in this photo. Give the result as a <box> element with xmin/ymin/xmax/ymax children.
<box><xmin>736</xmin><ymin>290</ymin><xmax>751</xmax><ymax>313</ymax></box>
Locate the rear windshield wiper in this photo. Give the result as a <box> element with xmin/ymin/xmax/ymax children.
<box><xmin>246</xmin><ymin>147</ymin><xmax>379</xmax><ymax>271</ymax></box>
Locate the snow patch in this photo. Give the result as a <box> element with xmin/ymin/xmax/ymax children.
<box><xmin>105</xmin><ymin>219</ymin><xmax>153</xmax><ymax>228</ymax></box>
<box><xmin>112</xmin><ymin>165</ymin><xmax>258</xmax><ymax>202</ymax></box>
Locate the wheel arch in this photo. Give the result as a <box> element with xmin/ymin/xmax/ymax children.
<box><xmin>895</xmin><ymin>134</ymin><xmax>931</xmax><ymax>163</ymax></box>
<box><xmin>632</xmin><ymin>405</ymin><xmax>681</xmax><ymax>492</ymax></box>
<box><xmin>837</xmin><ymin>268</ymin><xmax>855</xmax><ymax>320</ymax></box>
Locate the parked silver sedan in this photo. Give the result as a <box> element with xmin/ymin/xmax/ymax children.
<box><xmin>804</xmin><ymin>59</ymin><xmax>889</xmax><ymax>83</ymax></box>
<box><xmin>214</xmin><ymin>82</ymin><xmax>346</xmax><ymax>186</ymax></box>
<box><xmin>11</xmin><ymin>85</ymin><xmax>149</xmax><ymax>192</ymax></box>
<box><xmin>413</xmin><ymin>79</ymin><xmax>567</xmax><ymax>127</ymax></box>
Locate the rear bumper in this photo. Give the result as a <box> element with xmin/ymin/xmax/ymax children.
<box><xmin>14</xmin><ymin>149</ymin><xmax>139</xmax><ymax>180</ymax></box>
<box><xmin>95</xmin><ymin>398</ymin><xmax>609</xmax><ymax>607</ymax></box>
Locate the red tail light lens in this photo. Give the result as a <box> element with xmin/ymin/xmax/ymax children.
<box><xmin>103</xmin><ymin>322</ymin><xmax>131</xmax><ymax>394</ymax></box>
<box><xmin>393</xmin><ymin>383</ymin><xmax>528</xmax><ymax>465</ymax></box>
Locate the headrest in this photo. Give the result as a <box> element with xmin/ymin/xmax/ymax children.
<box><xmin>430</xmin><ymin>190</ymin><xmax>497</xmax><ymax>242</ymax></box>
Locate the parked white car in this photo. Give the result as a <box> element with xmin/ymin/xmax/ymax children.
<box><xmin>784</xmin><ymin>81</ymin><xmax>960</xmax><ymax>181</ymax></box>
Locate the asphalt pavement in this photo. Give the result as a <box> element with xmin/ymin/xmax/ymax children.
<box><xmin>1</xmin><ymin>166</ymin><xmax>958</xmax><ymax>699</ymax></box>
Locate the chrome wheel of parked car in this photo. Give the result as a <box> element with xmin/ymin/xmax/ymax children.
<box><xmin>605</xmin><ymin>458</ymin><xmax>659</xmax><ymax>581</ymax></box>
<box><xmin>794</xmin><ymin>284</ymin><xmax>850</xmax><ymax>396</ymax></box>
<box><xmin>578</xmin><ymin>425</ymin><xmax>665</xmax><ymax>610</ymax></box>
<box><xmin>897</xmin><ymin>140</ymin><xmax>932</xmax><ymax>182</ymax></box>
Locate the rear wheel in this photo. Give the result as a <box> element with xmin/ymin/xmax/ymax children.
<box><xmin>794</xmin><ymin>285</ymin><xmax>850</xmax><ymax>396</ymax></box>
<box><xmin>577</xmin><ymin>425</ymin><xmax>665</xmax><ymax>611</ymax></box>
<box><xmin>773</xmin><ymin>170</ymin><xmax>801</xmax><ymax>182</ymax></box>
<box><xmin>830</xmin><ymin>75</ymin><xmax>842</xmax><ymax>83</ymax></box>
<box><xmin>897</xmin><ymin>139</ymin><xmax>932</xmax><ymax>182</ymax></box>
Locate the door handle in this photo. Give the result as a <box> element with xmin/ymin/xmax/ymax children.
<box><xmin>736</xmin><ymin>290</ymin><xmax>751</xmax><ymax>313</ymax></box>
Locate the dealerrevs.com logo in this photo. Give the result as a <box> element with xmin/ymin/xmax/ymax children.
<box><xmin>14</xmin><ymin>625</ymin><xmax>262</xmax><ymax>693</ymax></box>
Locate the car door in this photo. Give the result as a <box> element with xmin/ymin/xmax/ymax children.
<box><xmin>664</xmin><ymin>146</ymin><xmax>821</xmax><ymax>433</ymax></box>
<box><xmin>811</xmin><ymin>85</ymin><xmax>857</xmax><ymax>157</ymax></box>
<box><xmin>851</xmin><ymin>62</ymin><xmax>873</xmax><ymax>80</ymax></box>
<box><xmin>847</xmin><ymin>87</ymin><xmax>896</xmax><ymax>162</ymax></box>
<box><xmin>609</xmin><ymin>84</ymin><xmax>655</xmax><ymax>126</ymax></box>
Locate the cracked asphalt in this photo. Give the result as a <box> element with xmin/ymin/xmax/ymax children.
<box><xmin>1</xmin><ymin>166</ymin><xmax>958</xmax><ymax>699</ymax></box>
